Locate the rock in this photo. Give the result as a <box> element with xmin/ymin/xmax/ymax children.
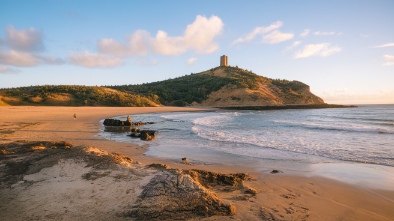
<box><xmin>244</xmin><ymin>186</ymin><xmax>257</xmax><ymax>195</ymax></box>
<box><xmin>103</xmin><ymin>118</ymin><xmax>154</xmax><ymax>127</ymax></box>
<box><xmin>270</xmin><ymin>169</ymin><xmax>282</xmax><ymax>174</ymax></box>
<box><xmin>185</xmin><ymin>169</ymin><xmax>251</xmax><ymax>188</ymax></box>
<box><xmin>126</xmin><ymin>172</ymin><xmax>236</xmax><ymax>220</ymax></box>
<box><xmin>129</xmin><ymin>130</ymin><xmax>156</xmax><ymax>141</ymax></box>
<box><xmin>147</xmin><ymin>164</ymin><xmax>169</xmax><ymax>170</ymax></box>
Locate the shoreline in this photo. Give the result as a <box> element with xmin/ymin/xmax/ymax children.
<box><xmin>217</xmin><ymin>103</ymin><xmax>357</xmax><ymax>111</ymax></box>
<box><xmin>1</xmin><ymin>106</ymin><xmax>393</xmax><ymax>220</ymax></box>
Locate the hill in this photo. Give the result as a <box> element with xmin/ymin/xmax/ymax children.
<box><xmin>0</xmin><ymin>66</ymin><xmax>324</xmax><ymax>107</ymax></box>
<box><xmin>0</xmin><ymin>85</ymin><xmax>159</xmax><ymax>107</ymax></box>
<box><xmin>111</xmin><ymin>66</ymin><xmax>324</xmax><ymax>106</ymax></box>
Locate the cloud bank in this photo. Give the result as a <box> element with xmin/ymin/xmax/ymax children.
<box><xmin>98</xmin><ymin>15</ymin><xmax>223</xmax><ymax>57</ymax></box>
<box><xmin>68</xmin><ymin>51</ymin><xmax>123</xmax><ymax>68</ymax></box>
<box><xmin>0</xmin><ymin>26</ymin><xmax>64</xmax><ymax>68</ymax></box>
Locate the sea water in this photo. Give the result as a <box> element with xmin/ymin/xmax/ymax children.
<box><xmin>99</xmin><ymin>104</ymin><xmax>394</xmax><ymax>189</ymax></box>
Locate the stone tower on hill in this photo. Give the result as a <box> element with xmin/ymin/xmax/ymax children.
<box><xmin>220</xmin><ymin>55</ymin><xmax>228</xmax><ymax>67</ymax></box>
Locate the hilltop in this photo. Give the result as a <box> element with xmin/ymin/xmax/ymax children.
<box><xmin>0</xmin><ymin>66</ymin><xmax>324</xmax><ymax>107</ymax></box>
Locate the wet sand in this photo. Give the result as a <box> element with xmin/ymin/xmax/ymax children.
<box><xmin>1</xmin><ymin>106</ymin><xmax>393</xmax><ymax>220</ymax></box>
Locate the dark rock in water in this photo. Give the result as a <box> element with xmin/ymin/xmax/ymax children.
<box><xmin>128</xmin><ymin>130</ymin><xmax>156</xmax><ymax>141</ymax></box>
<box><xmin>126</xmin><ymin>172</ymin><xmax>236</xmax><ymax>220</ymax></box>
<box><xmin>270</xmin><ymin>169</ymin><xmax>282</xmax><ymax>174</ymax></box>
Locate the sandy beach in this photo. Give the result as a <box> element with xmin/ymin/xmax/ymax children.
<box><xmin>1</xmin><ymin>106</ymin><xmax>393</xmax><ymax>220</ymax></box>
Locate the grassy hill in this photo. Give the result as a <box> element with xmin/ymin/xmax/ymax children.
<box><xmin>110</xmin><ymin>66</ymin><xmax>324</xmax><ymax>106</ymax></box>
<box><xmin>0</xmin><ymin>85</ymin><xmax>159</xmax><ymax>107</ymax></box>
<box><xmin>0</xmin><ymin>66</ymin><xmax>324</xmax><ymax>107</ymax></box>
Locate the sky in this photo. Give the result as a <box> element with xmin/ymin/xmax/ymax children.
<box><xmin>0</xmin><ymin>0</ymin><xmax>393</xmax><ymax>104</ymax></box>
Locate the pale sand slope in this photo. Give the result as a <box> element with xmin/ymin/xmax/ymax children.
<box><xmin>1</xmin><ymin>106</ymin><xmax>393</xmax><ymax>221</ymax></box>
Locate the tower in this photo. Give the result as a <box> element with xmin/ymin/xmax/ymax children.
<box><xmin>220</xmin><ymin>55</ymin><xmax>228</xmax><ymax>67</ymax></box>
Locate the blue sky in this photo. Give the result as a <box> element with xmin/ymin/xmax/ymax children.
<box><xmin>0</xmin><ymin>0</ymin><xmax>393</xmax><ymax>104</ymax></box>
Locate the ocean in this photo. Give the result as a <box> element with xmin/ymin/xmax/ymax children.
<box><xmin>99</xmin><ymin>104</ymin><xmax>394</xmax><ymax>188</ymax></box>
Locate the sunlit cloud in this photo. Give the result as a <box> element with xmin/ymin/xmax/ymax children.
<box><xmin>374</xmin><ymin>43</ymin><xmax>394</xmax><ymax>48</ymax></box>
<box><xmin>294</xmin><ymin>43</ymin><xmax>341</xmax><ymax>58</ymax></box>
<box><xmin>262</xmin><ymin>30</ymin><xmax>294</xmax><ymax>44</ymax></box>
<box><xmin>0</xmin><ymin>27</ymin><xmax>64</xmax><ymax>68</ymax></box>
<box><xmin>0</xmin><ymin>65</ymin><xmax>19</xmax><ymax>74</ymax></box>
<box><xmin>5</xmin><ymin>26</ymin><xmax>44</xmax><ymax>52</ymax></box>
<box><xmin>98</xmin><ymin>15</ymin><xmax>223</xmax><ymax>56</ymax></box>
<box><xmin>187</xmin><ymin>57</ymin><xmax>197</xmax><ymax>65</ymax></box>
<box><xmin>0</xmin><ymin>50</ymin><xmax>39</xmax><ymax>66</ymax></box>
<box><xmin>383</xmin><ymin>55</ymin><xmax>394</xmax><ymax>66</ymax></box>
<box><xmin>232</xmin><ymin>21</ymin><xmax>293</xmax><ymax>45</ymax></box>
<box><xmin>300</xmin><ymin>29</ymin><xmax>310</xmax><ymax>37</ymax></box>
<box><xmin>68</xmin><ymin>51</ymin><xmax>123</xmax><ymax>68</ymax></box>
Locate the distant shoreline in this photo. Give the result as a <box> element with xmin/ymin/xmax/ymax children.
<box><xmin>217</xmin><ymin>103</ymin><xmax>357</xmax><ymax>111</ymax></box>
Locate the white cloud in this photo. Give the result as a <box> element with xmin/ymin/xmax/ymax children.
<box><xmin>374</xmin><ymin>43</ymin><xmax>394</xmax><ymax>48</ymax></box>
<box><xmin>0</xmin><ymin>50</ymin><xmax>39</xmax><ymax>66</ymax></box>
<box><xmin>98</xmin><ymin>15</ymin><xmax>223</xmax><ymax>56</ymax></box>
<box><xmin>5</xmin><ymin>26</ymin><xmax>43</xmax><ymax>52</ymax></box>
<box><xmin>262</xmin><ymin>30</ymin><xmax>294</xmax><ymax>44</ymax></box>
<box><xmin>68</xmin><ymin>51</ymin><xmax>123</xmax><ymax>68</ymax></box>
<box><xmin>0</xmin><ymin>65</ymin><xmax>19</xmax><ymax>74</ymax></box>
<box><xmin>294</xmin><ymin>43</ymin><xmax>341</xmax><ymax>58</ymax></box>
<box><xmin>187</xmin><ymin>57</ymin><xmax>197</xmax><ymax>65</ymax></box>
<box><xmin>232</xmin><ymin>21</ymin><xmax>283</xmax><ymax>45</ymax></box>
<box><xmin>314</xmin><ymin>31</ymin><xmax>341</xmax><ymax>36</ymax></box>
<box><xmin>232</xmin><ymin>21</ymin><xmax>293</xmax><ymax>45</ymax></box>
<box><xmin>300</xmin><ymin>29</ymin><xmax>310</xmax><ymax>37</ymax></box>
<box><xmin>383</xmin><ymin>55</ymin><xmax>394</xmax><ymax>66</ymax></box>
<box><xmin>284</xmin><ymin>41</ymin><xmax>301</xmax><ymax>52</ymax></box>
<box><xmin>182</xmin><ymin>15</ymin><xmax>223</xmax><ymax>54</ymax></box>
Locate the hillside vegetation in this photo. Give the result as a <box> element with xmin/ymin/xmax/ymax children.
<box><xmin>0</xmin><ymin>85</ymin><xmax>159</xmax><ymax>107</ymax></box>
<box><xmin>111</xmin><ymin>66</ymin><xmax>324</xmax><ymax>106</ymax></box>
<box><xmin>0</xmin><ymin>66</ymin><xmax>324</xmax><ymax>107</ymax></box>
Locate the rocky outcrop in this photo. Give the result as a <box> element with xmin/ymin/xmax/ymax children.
<box><xmin>185</xmin><ymin>169</ymin><xmax>251</xmax><ymax>189</ymax></box>
<box><xmin>127</xmin><ymin>171</ymin><xmax>236</xmax><ymax>220</ymax></box>
<box><xmin>103</xmin><ymin>117</ymin><xmax>154</xmax><ymax>127</ymax></box>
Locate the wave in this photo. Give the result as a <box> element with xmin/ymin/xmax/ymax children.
<box><xmin>272</xmin><ymin>120</ymin><xmax>394</xmax><ymax>134</ymax></box>
<box><xmin>193</xmin><ymin>112</ymin><xmax>239</xmax><ymax>127</ymax></box>
<box><xmin>191</xmin><ymin>125</ymin><xmax>394</xmax><ymax>167</ymax></box>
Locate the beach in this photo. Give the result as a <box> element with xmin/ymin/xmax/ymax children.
<box><xmin>1</xmin><ymin>106</ymin><xmax>393</xmax><ymax>220</ymax></box>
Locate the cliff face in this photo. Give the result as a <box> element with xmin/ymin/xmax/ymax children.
<box><xmin>196</xmin><ymin>66</ymin><xmax>324</xmax><ymax>107</ymax></box>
